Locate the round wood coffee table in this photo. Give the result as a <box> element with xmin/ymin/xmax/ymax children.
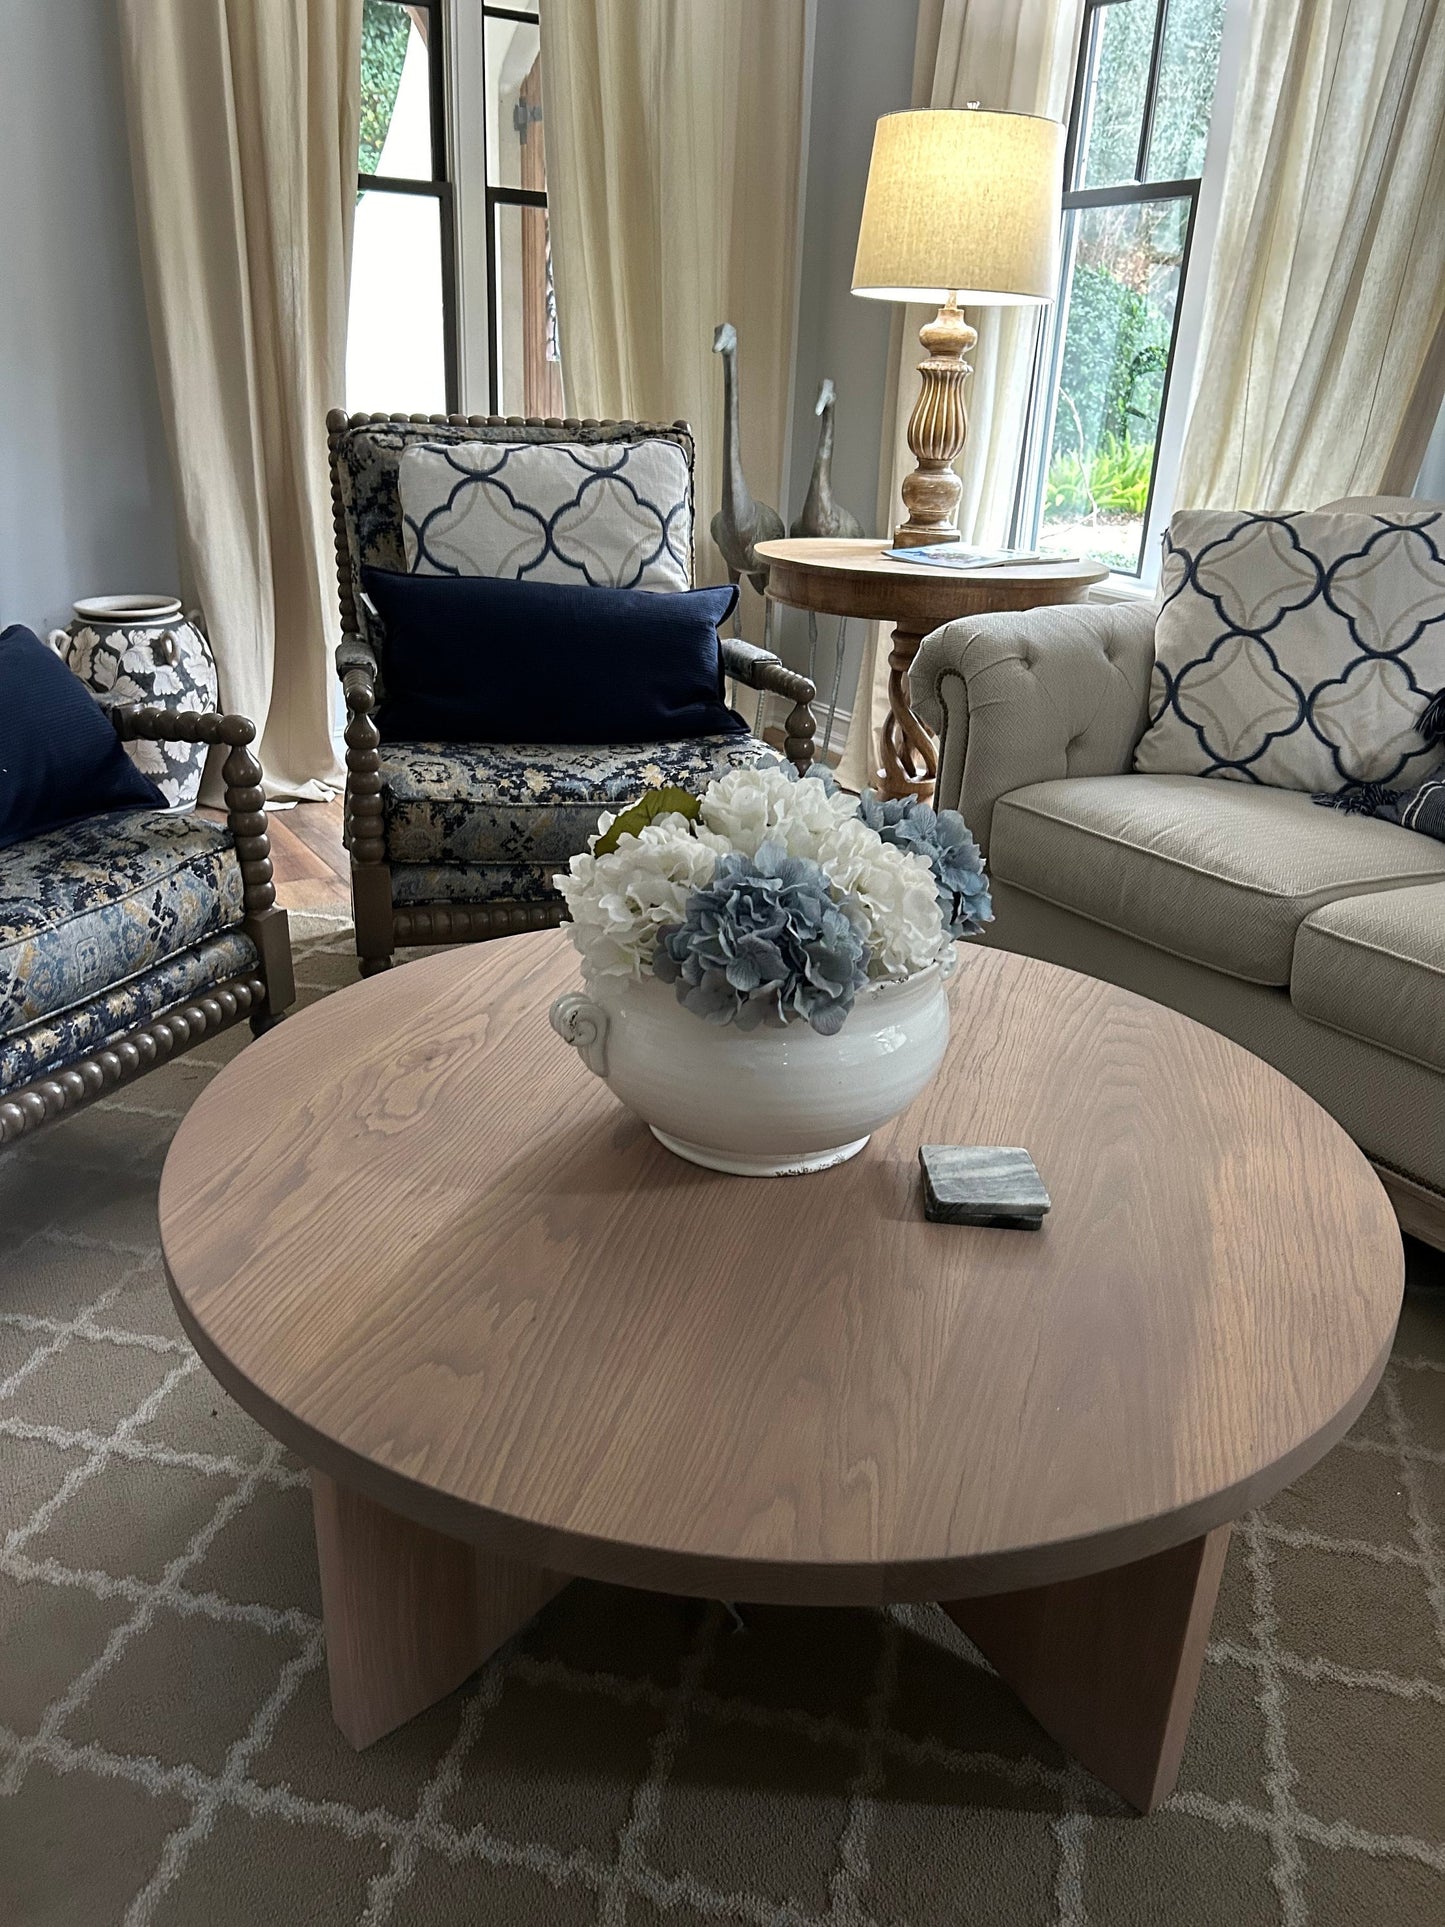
<box><xmin>159</xmin><ymin>932</ymin><xmax>1402</xmax><ymax>1812</ymax></box>
<box><xmin>755</xmin><ymin>537</ymin><xmax>1108</xmax><ymax>801</ymax></box>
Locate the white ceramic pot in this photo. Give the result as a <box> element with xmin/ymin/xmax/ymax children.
<box><xmin>550</xmin><ymin>955</ymin><xmax>954</xmax><ymax>1176</ymax></box>
<box><xmin>48</xmin><ymin>596</ymin><xmax>218</xmax><ymax>811</ymax></box>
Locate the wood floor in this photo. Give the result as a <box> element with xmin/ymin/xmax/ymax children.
<box><xmin>266</xmin><ymin>798</ymin><xmax>351</xmax><ymax>917</ymax></box>
<box><xmin>204</xmin><ymin>798</ymin><xmax>351</xmax><ymax>920</ymax></box>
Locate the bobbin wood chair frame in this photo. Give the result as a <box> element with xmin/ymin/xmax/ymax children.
<box><xmin>326</xmin><ymin>408</ymin><xmax>818</xmax><ymax>976</ymax></box>
<box><xmin>0</xmin><ymin>707</ymin><xmax>294</xmax><ymax>1146</ymax></box>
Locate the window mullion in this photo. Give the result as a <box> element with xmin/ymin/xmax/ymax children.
<box><xmin>1133</xmin><ymin>0</ymin><xmax>1172</xmax><ymax>183</ymax></box>
<box><xmin>1062</xmin><ymin>9</ymin><xmax>1104</xmax><ymax>192</ymax></box>
<box><xmin>1064</xmin><ymin>174</ymin><xmax>1202</xmax><ymax>212</ymax></box>
<box><xmin>1131</xmin><ymin>183</ymin><xmax>1199</xmax><ymax>574</ymax></box>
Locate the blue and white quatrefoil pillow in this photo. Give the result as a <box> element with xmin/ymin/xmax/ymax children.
<box><xmin>399</xmin><ymin>439</ymin><xmax>692</xmax><ymax>591</ymax></box>
<box><xmin>1134</xmin><ymin>510</ymin><xmax>1445</xmax><ymax>794</ymax></box>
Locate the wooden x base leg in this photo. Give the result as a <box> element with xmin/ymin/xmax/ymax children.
<box><xmin>311</xmin><ymin>1471</ymin><xmax>567</xmax><ymax>1750</ymax></box>
<box><xmin>942</xmin><ymin>1526</ymin><xmax>1231</xmax><ymax>1814</ymax></box>
<box><xmin>877</xmin><ymin>623</ymin><xmax>939</xmax><ymax>803</ymax></box>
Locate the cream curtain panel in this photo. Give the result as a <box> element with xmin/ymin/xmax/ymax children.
<box><xmin>541</xmin><ymin>0</ymin><xmax>807</xmax><ymax>630</ymax></box>
<box><xmin>1177</xmin><ymin>0</ymin><xmax>1445</xmax><ymax>510</ymax></box>
<box><xmin>839</xmin><ymin>0</ymin><xmax>1083</xmax><ymax>793</ymax></box>
<box><xmin>118</xmin><ymin>0</ymin><xmax>359</xmax><ymax>800</ymax></box>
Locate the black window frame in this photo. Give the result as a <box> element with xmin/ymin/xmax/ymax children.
<box><xmin>479</xmin><ymin>1</ymin><xmax>548</xmax><ymax>414</ymax></box>
<box><xmin>1013</xmin><ymin>0</ymin><xmax>1213</xmax><ymax>577</ymax></box>
<box><xmin>356</xmin><ymin>0</ymin><xmax>460</xmax><ymax>413</ymax></box>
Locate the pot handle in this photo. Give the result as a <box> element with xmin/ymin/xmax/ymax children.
<box><xmin>549</xmin><ymin>993</ymin><xmax>609</xmax><ymax>1078</ymax></box>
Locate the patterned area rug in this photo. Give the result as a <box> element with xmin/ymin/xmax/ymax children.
<box><xmin>1</xmin><ymin>935</ymin><xmax>1442</xmax><ymax>1927</ymax></box>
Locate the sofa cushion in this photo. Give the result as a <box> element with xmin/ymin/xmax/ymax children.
<box><xmin>1292</xmin><ymin>883</ymin><xmax>1445</xmax><ymax>1074</ymax></box>
<box><xmin>990</xmin><ymin>773</ymin><xmax>1445</xmax><ymax>985</ymax></box>
<box><xmin>0</xmin><ymin>929</ymin><xmax>259</xmax><ymax>1093</ymax></box>
<box><xmin>381</xmin><ymin>734</ymin><xmax>774</xmax><ymax>868</ymax></box>
<box><xmin>0</xmin><ymin>815</ymin><xmax>245</xmax><ymax>1039</ymax></box>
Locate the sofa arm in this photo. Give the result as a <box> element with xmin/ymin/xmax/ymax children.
<box><xmin>910</xmin><ymin>600</ymin><xmax>1157</xmax><ymax>853</ymax></box>
<box><xmin>720</xmin><ymin>638</ymin><xmax>817</xmax><ymax>772</ymax></box>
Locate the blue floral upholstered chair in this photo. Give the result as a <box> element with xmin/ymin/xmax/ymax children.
<box><xmin>0</xmin><ymin>708</ymin><xmax>294</xmax><ymax>1145</ymax></box>
<box><xmin>325</xmin><ymin>410</ymin><xmax>818</xmax><ymax>974</ymax></box>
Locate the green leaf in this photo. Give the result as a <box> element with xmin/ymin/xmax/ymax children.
<box><xmin>591</xmin><ymin>787</ymin><xmax>701</xmax><ymax>857</ymax></box>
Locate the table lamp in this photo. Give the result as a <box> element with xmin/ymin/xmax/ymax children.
<box><xmin>853</xmin><ymin>108</ymin><xmax>1064</xmax><ymax>548</ymax></box>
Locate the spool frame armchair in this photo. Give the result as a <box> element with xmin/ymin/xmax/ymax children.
<box><xmin>0</xmin><ymin>706</ymin><xmax>294</xmax><ymax>1145</ymax></box>
<box><xmin>326</xmin><ymin>409</ymin><xmax>817</xmax><ymax>976</ymax></box>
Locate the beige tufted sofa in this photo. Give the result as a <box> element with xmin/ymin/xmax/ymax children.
<box><xmin>910</xmin><ymin>502</ymin><xmax>1445</xmax><ymax>1251</ymax></box>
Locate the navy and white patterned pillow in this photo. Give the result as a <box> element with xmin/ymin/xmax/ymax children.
<box><xmin>1134</xmin><ymin>510</ymin><xmax>1445</xmax><ymax>794</ymax></box>
<box><xmin>399</xmin><ymin>440</ymin><xmax>692</xmax><ymax>591</ymax></box>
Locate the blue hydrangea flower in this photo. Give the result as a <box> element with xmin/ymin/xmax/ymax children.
<box><xmin>653</xmin><ymin>842</ymin><xmax>868</xmax><ymax>1034</ymax></box>
<box><xmin>781</xmin><ymin>761</ymin><xmax>840</xmax><ymax>795</ymax></box>
<box><xmin>857</xmin><ymin>791</ymin><xmax>992</xmax><ymax>937</ymax></box>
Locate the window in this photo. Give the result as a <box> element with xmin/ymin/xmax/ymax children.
<box><xmin>347</xmin><ymin>1</ymin><xmax>562</xmax><ymax>417</ymax></box>
<box><xmin>1014</xmin><ymin>0</ymin><xmax>1236</xmax><ymax>578</ymax></box>
<box><xmin>478</xmin><ymin>4</ymin><xmax>563</xmax><ymax>415</ymax></box>
<box><xmin>349</xmin><ymin>1</ymin><xmax>457</xmax><ymax>414</ymax></box>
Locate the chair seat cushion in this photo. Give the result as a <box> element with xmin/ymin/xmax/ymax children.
<box><xmin>380</xmin><ymin>734</ymin><xmax>775</xmax><ymax>868</ymax></box>
<box><xmin>0</xmin><ymin>929</ymin><xmax>259</xmax><ymax>1093</ymax></box>
<box><xmin>389</xmin><ymin>862</ymin><xmax>561</xmax><ymax>905</ymax></box>
<box><xmin>1292</xmin><ymin>883</ymin><xmax>1445</xmax><ymax>1074</ymax></box>
<box><xmin>990</xmin><ymin>773</ymin><xmax>1445</xmax><ymax>985</ymax></box>
<box><xmin>0</xmin><ymin>814</ymin><xmax>245</xmax><ymax>1039</ymax></box>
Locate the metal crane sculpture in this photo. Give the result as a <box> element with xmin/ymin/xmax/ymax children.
<box><xmin>790</xmin><ymin>378</ymin><xmax>866</xmax><ymax>763</ymax></box>
<box><xmin>710</xmin><ymin>322</ymin><xmax>784</xmax><ymax>598</ymax></box>
<box><xmin>790</xmin><ymin>379</ymin><xmax>865</xmax><ymax>540</ymax></box>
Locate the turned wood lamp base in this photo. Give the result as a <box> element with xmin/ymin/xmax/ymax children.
<box><xmin>893</xmin><ymin>293</ymin><xmax>976</xmax><ymax>549</ymax></box>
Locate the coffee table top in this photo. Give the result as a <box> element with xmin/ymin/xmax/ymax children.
<box><xmin>159</xmin><ymin>933</ymin><xmax>1402</xmax><ymax>1606</ymax></box>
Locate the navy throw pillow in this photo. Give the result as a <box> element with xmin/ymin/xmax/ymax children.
<box><xmin>0</xmin><ymin>625</ymin><xmax>166</xmax><ymax>851</ymax></box>
<box><xmin>360</xmin><ymin>569</ymin><xmax>748</xmax><ymax>745</ymax></box>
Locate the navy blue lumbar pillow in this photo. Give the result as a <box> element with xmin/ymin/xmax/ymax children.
<box><xmin>360</xmin><ymin>569</ymin><xmax>748</xmax><ymax>745</ymax></box>
<box><xmin>0</xmin><ymin>624</ymin><xmax>167</xmax><ymax>851</ymax></box>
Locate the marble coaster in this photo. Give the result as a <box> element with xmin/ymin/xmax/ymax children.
<box><xmin>918</xmin><ymin>1145</ymin><xmax>1051</xmax><ymax>1230</ymax></box>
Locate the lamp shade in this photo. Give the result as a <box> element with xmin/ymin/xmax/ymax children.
<box><xmin>852</xmin><ymin>108</ymin><xmax>1064</xmax><ymax>306</ymax></box>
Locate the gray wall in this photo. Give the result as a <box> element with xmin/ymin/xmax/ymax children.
<box><xmin>0</xmin><ymin>0</ymin><xmax>178</xmax><ymax>636</ymax></box>
<box><xmin>776</xmin><ymin>0</ymin><xmax>919</xmax><ymax>740</ymax></box>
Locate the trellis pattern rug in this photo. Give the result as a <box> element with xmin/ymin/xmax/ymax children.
<box><xmin>1</xmin><ymin>936</ymin><xmax>1442</xmax><ymax>1927</ymax></box>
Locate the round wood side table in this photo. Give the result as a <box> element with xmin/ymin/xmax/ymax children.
<box><xmin>755</xmin><ymin>538</ymin><xmax>1108</xmax><ymax>801</ymax></box>
<box><xmin>158</xmin><ymin>930</ymin><xmax>1402</xmax><ymax>1812</ymax></box>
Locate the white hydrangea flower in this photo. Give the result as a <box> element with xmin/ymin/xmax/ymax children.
<box><xmin>814</xmin><ymin>818</ymin><xmax>947</xmax><ymax>978</ymax></box>
<box><xmin>698</xmin><ymin>765</ymin><xmax>858</xmax><ymax>861</ymax></box>
<box><xmin>554</xmin><ymin>815</ymin><xmax>720</xmax><ymax>980</ymax></box>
